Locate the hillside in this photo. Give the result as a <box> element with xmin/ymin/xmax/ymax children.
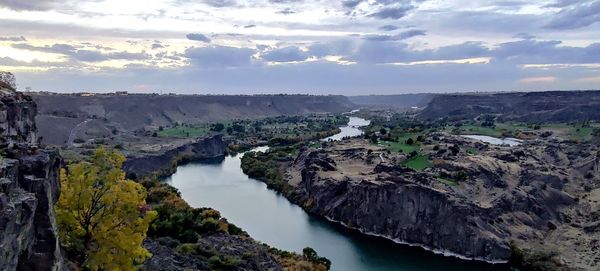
<box><xmin>30</xmin><ymin>93</ymin><xmax>355</xmax><ymax>145</ymax></box>
<box><xmin>348</xmin><ymin>94</ymin><xmax>434</xmax><ymax>110</ymax></box>
<box><xmin>419</xmin><ymin>91</ymin><xmax>600</xmax><ymax>122</ymax></box>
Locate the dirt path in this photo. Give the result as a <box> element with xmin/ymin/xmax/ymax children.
<box><xmin>67</xmin><ymin>119</ymin><xmax>92</xmax><ymax>145</ymax></box>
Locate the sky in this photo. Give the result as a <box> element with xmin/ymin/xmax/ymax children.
<box><xmin>0</xmin><ymin>0</ymin><xmax>599</xmax><ymax>94</ymax></box>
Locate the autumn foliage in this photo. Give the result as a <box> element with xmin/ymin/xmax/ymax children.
<box><xmin>55</xmin><ymin>147</ymin><xmax>157</xmax><ymax>270</ymax></box>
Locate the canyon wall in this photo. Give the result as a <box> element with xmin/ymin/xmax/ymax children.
<box><xmin>0</xmin><ymin>86</ymin><xmax>64</xmax><ymax>270</ymax></box>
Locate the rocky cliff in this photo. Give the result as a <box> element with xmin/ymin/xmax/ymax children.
<box><xmin>254</xmin><ymin>136</ymin><xmax>599</xmax><ymax>270</ymax></box>
<box><xmin>122</xmin><ymin>135</ymin><xmax>227</xmax><ymax>178</ymax></box>
<box><xmin>0</xmin><ymin>86</ymin><xmax>64</xmax><ymax>270</ymax></box>
<box><xmin>419</xmin><ymin>90</ymin><xmax>600</xmax><ymax>122</ymax></box>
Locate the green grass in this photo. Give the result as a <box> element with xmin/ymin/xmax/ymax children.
<box><xmin>379</xmin><ymin>140</ymin><xmax>420</xmax><ymax>153</ymax></box>
<box><xmin>158</xmin><ymin>125</ymin><xmax>211</xmax><ymax>138</ymax></box>
<box><xmin>455</xmin><ymin>122</ymin><xmax>527</xmax><ymax>137</ymax></box>
<box><xmin>377</xmin><ymin>133</ymin><xmax>423</xmax><ymax>154</ymax></box>
<box><xmin>404</xmin><ymin>155</ymin><xmax>430</xmax><ymax>170</ymax></box>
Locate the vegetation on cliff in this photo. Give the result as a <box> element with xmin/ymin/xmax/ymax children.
<box><xmin>140</xmin><ymin>174</ymin><xmax>330</xmax><ymax>270</ymax></box>
<box><xmin>240</xmin><ymin>146</ymin><xmax>299</xmax><ymax>193</ymax></box>
<box><xmin>56</xmin><ymin>147</ymin><xmax>157</xmax><ymax>270</ymax></box>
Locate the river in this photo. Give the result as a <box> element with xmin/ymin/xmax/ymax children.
<box><xmin>166</xmin><ymin>117</ymin><xmax>510</xmax><ymax>271</ymax></box>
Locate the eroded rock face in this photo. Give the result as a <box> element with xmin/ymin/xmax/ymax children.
<box><xmin>0</xmin><ymin>86</ymin><xmax>64</xmax><ymax>271</ymax></box>
<box><xmin>122</xmin><ymin>135</ymin><xmax>227</xmax><ymax>178</ymax></box>
<box><xmin>280</xmin><ymin>136</ymin><xmax>599</xmax><ymax>269</ymax></box>
<box><xmin>290</xmin><ymin>150</ymin><xmax>511</xmax><ymax>262</ymax></box>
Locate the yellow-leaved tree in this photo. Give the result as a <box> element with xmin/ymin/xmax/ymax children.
<box><xmin>56</xmin><ymin>147</ymin><xmax>157</xmax><ymax>271</ymax></box>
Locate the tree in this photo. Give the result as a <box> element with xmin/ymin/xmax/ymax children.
<box><xmin>0</xmin><ymin>71</ymin><xmax>17</xmax><ymax>89</ymax></box>
<box><xmin>406</xmin><ymin>137</ymin><xmax>414</xmax><ymax>145</ymax></box>
<box><xmin>213</xmin><ymin>123</ymin><xmax>225</xmax><ymax>132</ymax></box>
<box><xmin>56</xmin><ymin>147</ymin><xmax>157</xmax><ymax>270</ymax></box>
<box><xmin>303</xmin><ymin>247</ymin><xmax>331</xmax><ymax>270</ymax></box>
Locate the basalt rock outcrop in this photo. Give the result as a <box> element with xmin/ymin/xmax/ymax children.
<box><xmin>122</xmin><ymin>135</ymin><xmax>227</xmax><ymax>178</ymax></box>
<box><xmin>0</xmin><ymin>86</ymin><xmax>64</xmax><ymax>270</ymax></box>
<box><xmin>276</xmin><ymin>136</ymin><xmax>599</xmax><ymax>270</ymax></box>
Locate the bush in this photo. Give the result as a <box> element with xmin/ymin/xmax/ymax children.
<box><xmin>208</xmin><ymin>255</ymin><xmax>242</xmax><ymax>270</ymax></box>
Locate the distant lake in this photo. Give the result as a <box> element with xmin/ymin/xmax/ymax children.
<box><xmin>165</xmin><ymin>118</ymin><xmax>510</xmax><ymax>271</ymax></box>
<box><xmin>462</xmin><ymin>135</ymin><xmax>522</xmax><ymax>146</ymax></box>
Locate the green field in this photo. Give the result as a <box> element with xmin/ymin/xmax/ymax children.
<box><xmin>158</xmin><ymin>125</ymin><xmax>211</xmax><ymax>138</ymax></box>
<box><xmin>453</xmin><ymin>122</ymin><xmax>527</xmax><ymax>137</ymax></box>
<box><xmin>379</xmin><ymin>140</ymin><xmax>420</xmax><ymax>153</ymax></box>
<box><xmin>404</xmin><ymin>155</ymin><xmax>430</xmax><ymax>170</ymax></box>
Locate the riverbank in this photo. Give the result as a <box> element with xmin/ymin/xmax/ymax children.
<box><xmin>242</xmin><ymin>129</ymin><xmax>598</xmax><ymax>270</ymax></box>
<box><xmin>169</xmin><ymin>146</ymin><xmax>509</xmax><ymax>271</ymax></box>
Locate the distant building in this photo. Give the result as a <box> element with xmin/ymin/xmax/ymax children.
<box><xmin>116</xmin><ymin>91</ymin><xmax>128</xmax><ymax>96</ymax></box>
<box><xmin>80</xmin><ymin>92</ymin><xmax>95</xmax><ymax>97</ymax></box>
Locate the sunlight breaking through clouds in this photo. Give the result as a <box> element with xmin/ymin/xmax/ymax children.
<box><xmin>0</xmin><ymin>0</ymin><xmax>598</xmax><ymax>93</ymax></box>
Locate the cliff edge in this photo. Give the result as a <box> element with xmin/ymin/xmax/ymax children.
<box><xmin>0</xmin><ymin>84</ymin><xmax>64</xmax><ymax>270</ymax></box>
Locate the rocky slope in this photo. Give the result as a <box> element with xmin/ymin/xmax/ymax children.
<box><xmin>419</xmin><ymin>90</ymin><xmax>600</xmax><ymax>122</ymax></box>
<box><xmin>250</xmin><ymin>135</ymin><xmax>599</xmax><ymax>270</ymax></box>
<box><xmin>348</xmin><ymin>94</ymin><xmax>434</xmax><ymax>110</ymax></box>
<box><xmin>0</xmin><ymin>85</ymin><xmax>64</xmax><ymax>270</ymax></box>
<box><xmin>29</xmin><ymin>93</ymin><xmax>355</xmax><ymax>145</ymax></box>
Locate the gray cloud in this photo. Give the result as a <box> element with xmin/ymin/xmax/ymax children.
<box><xmin>379</xmin><ymin>25</ymin><xmax>399</xmax><ymax>31</ymax></box>
<box><xmin>513</xmin><ymin>33</ymin><xmax>535</xmax><ymax>40</ymax></box>
<box><xmin>276</xmin><ymin>8</ymin><xmax>298</xmax><ymax>15</ymax></box>
<box><xmin>0</xmin><ymin>0</ymin><xmax>58</xmax><ymax>11</ymax></box>
<box><xmin>0</xmin><ymin>35</ymin><xmax>26</xmax><ymax>41</ymax></box>
<box><xmin>368</xmin><ymin>6</ymin><xmax>413</xmax><ymax>19</ymax></box>
<box><xmin>546</xmin><ymin>0</ymin><xmax>600</xmax><ymax>29</ymax></box>
<box><xmin>341</xmin><ymin>0</ymin><xmax>363</xmax><ymax>9</ymax></box>
<box><xmin>203</xmin><ymin>0</ymin><xmax>237</xmax><ymax>8</ymax></box>
<box><xmin>186</xmin><ymin>33</ymin><xmax>212</xmax><ymax>43</ymax></box>
<box><xmin>262</xmin><ymin>46</ymin><xmax>309</xmax><ymax>62</ymax></box>
<box><xmin>185</xmin><ymin>46</ymin><xmax>257</xmax><ymax>67</ymax></box>
<box><xmin>307</xmin><ymin>39</ymin><xmax>355</xmax><ymax>58</ymax></box>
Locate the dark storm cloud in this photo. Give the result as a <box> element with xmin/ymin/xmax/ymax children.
<box><xmin>186</xmin><ymin>33</ymin><xmax>212</xmax><ymax>43</ymax></box>
<box><xmin>261</xmin><ymin>46</ymin><xmax>309</xmax><ymax>62</ymax></box>
<box><xmin>545</xmin><ymin>0</ymin><xmax>600</xmax><ymax>29</ymax></box>
<box><xmin>185</xmin><ymin>46</ymin><xmax>257</xmax><ymax>67</ymax></box>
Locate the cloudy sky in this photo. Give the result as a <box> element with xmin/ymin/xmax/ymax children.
<box><xmin>0</xmin><ymin>0</ymin><xmax>599</xmax><ymax>94</ymax></box>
